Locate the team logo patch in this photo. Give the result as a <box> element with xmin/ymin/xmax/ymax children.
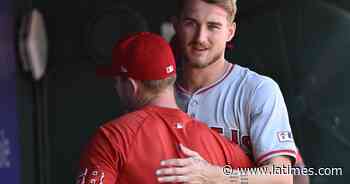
<box><xmin>277</xmin><ymin>131</ymin><xmax>293</xmax><ymax>142</ymax></box>
<box><xmin>76</xmin><ymin>167</ymin><xmax>105</xmax><ymax>184</ymax></box>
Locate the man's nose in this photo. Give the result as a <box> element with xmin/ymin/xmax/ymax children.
<box><xmin>194</xmin><ymin>26</ymin><xmax>208</xmax><ymax>44</ymax></box>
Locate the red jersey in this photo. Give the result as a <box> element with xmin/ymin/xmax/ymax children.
<box><xmin>77</xmin><ymin>105</ymin><xmax>253</xmax><ymax>184</ymax></box>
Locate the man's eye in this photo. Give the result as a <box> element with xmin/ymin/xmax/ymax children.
<box><xmin>208</xmin><ymin>25</ymin><xmax>220</xmax><ymax>30</ymax></box>
<box><xmin>184</xmin><ymin>20</ymin><xmax>196</xmax><ymax>27</ymax></box>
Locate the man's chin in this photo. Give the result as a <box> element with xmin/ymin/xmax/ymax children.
<box><xmin>185</xmin><ymin>52</ymin><xmax>222</xmax><ymax>69</ymax></box>
<box><xmin>187</xmin><ymin>59</ymin><xmax>210</xmax><ymax>68</ymax></box>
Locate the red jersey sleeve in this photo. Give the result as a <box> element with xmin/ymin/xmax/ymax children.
<box><xmin>77</xmin><ymin>127</ymin><xmax>124</xmax><ymax>184</ymax></box>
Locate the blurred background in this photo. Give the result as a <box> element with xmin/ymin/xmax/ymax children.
<box><xmin>1</xmin><ymin>0</ymin><xmax>350</xmax><ymax>183</ymax></box>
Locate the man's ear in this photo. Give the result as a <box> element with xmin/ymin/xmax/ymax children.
<box><xmin>226</xmin><ymin>22</ymin><xmax>236</xmax><ymax>42</ymax></box>
<box><xmin>127</xmin><ymin>77</ymin><xmax>139</xmax><ymax>96</ymax></box>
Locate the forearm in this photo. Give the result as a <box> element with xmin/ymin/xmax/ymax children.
<box><xmin>238</xmin><ymin>164</ymin><xmax>292</xmax><ymax>184</ymax></box>
<box><xmin>217</xmin><ymin>165</ymin><xmax>292</xmax><ymax>184</ymax></box>
<box><xmin>156</xmin><ymin>146</ymin><xmax>295</xmax><ymax>184</ymax></box>
<box><xmin>294</xmin><ymin>174</ymin><xmax>310</xmax><ymax>184</ymax></box>
<box><xmin>216</xmin><ymin>159</ymin><xmax>294</xmax><ymax>184</ymax></box>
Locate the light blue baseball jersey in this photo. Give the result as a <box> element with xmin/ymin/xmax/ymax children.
<box><xmin>175</xmin><ymin>63</ymin><xmax>297</xmax><ymax>165</ymax></box>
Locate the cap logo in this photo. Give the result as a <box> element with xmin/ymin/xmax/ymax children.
<box><xmin>166</xmin><ymin>65</ymin><xmax>174</xmax><ymax>74</ymax></box>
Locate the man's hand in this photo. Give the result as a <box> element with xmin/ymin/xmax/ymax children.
<box><xmin>156</xmin><ymin>144</ymin><xmax>224</xmax><ymax>184</ymax></box>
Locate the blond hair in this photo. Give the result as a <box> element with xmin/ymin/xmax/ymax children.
<box><xmin>176</xmin><ymin>0</ymin><xmax>238</xmax><ymax>22</ymax></box>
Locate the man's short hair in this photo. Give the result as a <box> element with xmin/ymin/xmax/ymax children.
<box><xmin>140</xmin><ymin>75</ymin><xmax>177</xmax><ymax>94</ymax></box>
<box><xmin>175</xmin><ymin>0</ymin><xmax>237</xmax><ymax>22</ymax></box>
<box><xmin>128</xmin><ymin>75</ymin><xmax>176</xmax><ymax>107</ymax></box>
<box><xmin>119</xmin><ymin>75</ymin><xmax>176</xmax><ymax>108</ymax></box>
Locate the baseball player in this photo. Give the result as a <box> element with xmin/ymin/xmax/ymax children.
<box><xmin>76</xmin><ymin>32</ymin><xmax>253</xmax><ymax>184</ymax></box>
<box><xmin>156</xmin><ymin>0</ymin><xmax>309</xmax><ymax>183</ymax></box>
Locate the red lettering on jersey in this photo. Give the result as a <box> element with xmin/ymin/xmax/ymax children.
<box><xmin>231</xmin><ymin>129</ymin><xmax>239</xmax><ymax>144</ymax></box>
<box><xmin>242</xmin><ymin>136</ymin><xmax>252</xmax><ymax>150</ymax></box>
<box><xmin>210</xmin><ymin>127</ymin><xmax>224</xmax><ymax>134</ymax></box>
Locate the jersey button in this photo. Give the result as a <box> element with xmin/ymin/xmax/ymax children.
<box><xmin>191</xmin><ymin>100</ymin><xmax>198</xmax><ymax>106</ymax></box>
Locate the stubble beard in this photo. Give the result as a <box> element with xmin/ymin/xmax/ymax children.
<box><xmin>184</xmin><ymin>49</ymin><xmax>223</xmax><ymax>69</ymax></box>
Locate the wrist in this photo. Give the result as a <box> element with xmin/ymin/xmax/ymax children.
<box><xmin>220</xmin><ymin>166</ymin><xmax>242</xmax><ymax>184</ymax></box>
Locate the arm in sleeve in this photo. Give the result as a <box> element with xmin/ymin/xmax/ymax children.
<box><xmin>76</xmin><ymin>127</ymin><xmax>125</xmax><ymax>184</ymax></box>
<box><xmin>248</xmin><ymin>78</ymin><xmax>297</xmax><ymax>165</ymax></box>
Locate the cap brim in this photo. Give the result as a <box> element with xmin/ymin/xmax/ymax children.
<box><xmin>96</xmin><ymin>64</ymin><xmax>120</xmax><ymax>77</ymax></box>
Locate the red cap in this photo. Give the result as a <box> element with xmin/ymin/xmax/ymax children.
<box><xmin>96</xmin><ymin>32</ymin><xmax>176</xmax><ymax>80</ymax></box>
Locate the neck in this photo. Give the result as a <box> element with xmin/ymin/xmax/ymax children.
<box><xmin>179</xmin><ymin>58</ymin><xmax>229</xmax><ymax>93</ymax></box>
<box><xmin>148</xmin><ymin>87</ymin><xmax>179</xmax><ymax>109</ymax></box>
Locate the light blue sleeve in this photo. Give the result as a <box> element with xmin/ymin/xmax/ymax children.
<box><xmin>249</xmin><ymin>77</ymin><xmax>297</xmax><ymax>165</ymax></box>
